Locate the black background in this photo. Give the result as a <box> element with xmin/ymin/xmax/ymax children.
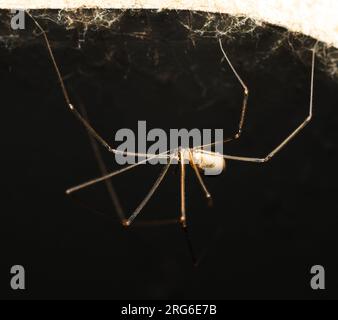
<box><xmin>0</xmin><ymin>10</ymin><xmax>338</xmax><ymax>300</ymax></box>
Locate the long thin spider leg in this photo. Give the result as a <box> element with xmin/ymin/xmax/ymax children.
<box><xmin>194</xmin><ymin>225</ymin><xmax>224</xmax><ymax>267</ymax></box>
<box><xmin>188</xmin><ymin>150</ymin><xmax>213</xmax><ymax>206</ymax></box>
<box><xmin>129</xmin><ymin>152</ymin><xmax>198</xmax><ymax>265</ymax></box>
<box><xmin>179</xmin><ymin>150</ymin><xmax>187</xmax><ymax>228</ymax></box>
<box><xmin>78</xmin><ymin>102</ymin><xmax>126</xmax><ymax>222</ymax></box>
<box><xmin>197</xmin><ymin>41</ymin><xmax>318</xmax><ymax>164</ymax></box>
<box><xmin>181</xmin><ymin>226</ymin><xmax>198</xmax><ymax>266</ymax></box>
<box><xmin>197</xmin><ymin>150</ymin><xmax>266</xmax><ymax>163</ymax></box>
<box><xmin>219</xmin><ymin>38</ymin><xmax>249</xmax><ymax>140</ymax></box>
<box><xmin>124</xmin><ymin>156</ymin><xmax>174</xmax><ymax>227</ymax></box>
<box><xmin>194</xmin><ymin>39</ymin><xmax>249</xmax><ymax>151</ymax></box>
<box><xmin>66</xmin><ymin>151</ymin><xmax>172</xmax><ymax>194</ymax></box>
<box><xmin>178</xmin><ymin>152</ymin><xmax>198</xmax><ymax>265</ymax></box>
<box><xmin>69</xmin><ymin>192</ymin><xmax>179</xmax><ymax>228</ymax></box>
<box><xmin>25</xmin><ymin>11</ymin><xmax>158</xmax><ymax>159</ymax></box>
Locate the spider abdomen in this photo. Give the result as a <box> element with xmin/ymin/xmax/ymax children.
<box><xmin>191</xmin><ymin>150</ymin><xmax>226</xmax><ymax>175</ymax></box>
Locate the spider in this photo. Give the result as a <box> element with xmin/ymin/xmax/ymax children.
<box><xmin>27</xmin><ymin>12</ymin><xmax>318</xmax><ymax>262</ymax></box>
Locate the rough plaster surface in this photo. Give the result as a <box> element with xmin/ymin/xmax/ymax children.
<box><xmin>1</xmin><ymin>0</ymin><xmax>337</xmax><ymax>48</ymax></box>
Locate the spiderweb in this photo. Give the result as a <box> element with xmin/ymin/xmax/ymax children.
<box><xmin>0</xmin><ymin>9</ymin><xmax>337</xmax><ymax>79</ymax></box>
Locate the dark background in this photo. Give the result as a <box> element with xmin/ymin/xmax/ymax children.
<box><xmin>0</xmin><ymin>10</ymin><xmax>338</xmax><ymax>300</ymax></box>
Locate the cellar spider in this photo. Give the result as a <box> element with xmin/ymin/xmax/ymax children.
<box><xmin>27</xmin><ymin>12</ymin><xmax>318</xmax><ymax>263</ymax></box>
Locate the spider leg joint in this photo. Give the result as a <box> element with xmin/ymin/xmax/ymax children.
<box><xmin>122</xmin><ymin>219</ymin><xmax>131</xmax><ymax>228</ymax></box>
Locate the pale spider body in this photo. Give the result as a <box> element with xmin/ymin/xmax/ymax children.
<box><xmin>178</xmin><ymin>148</ymin><xmax>226</xmax><ymax>175</ymax></box>
<box><xmin>190</xmin><ymin>149</ymin><xmax>226</xmax><ymax>174</ymax></box>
